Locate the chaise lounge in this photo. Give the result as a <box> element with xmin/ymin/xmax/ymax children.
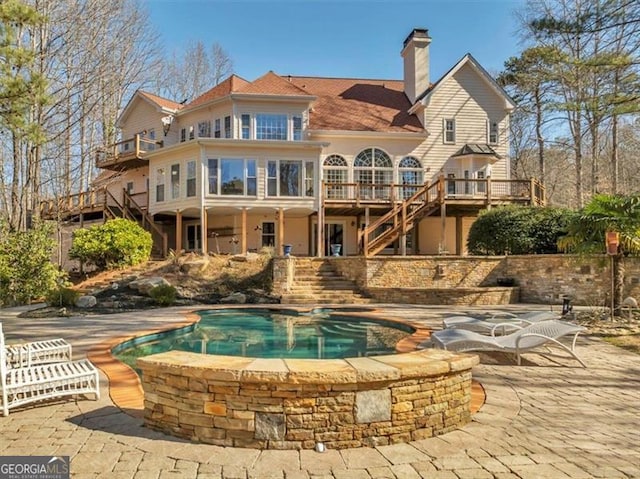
<box><xmin>443</xmin><ymin>311</ymin><xmax>559</xmax><ymax>335</ymax></box>
<box><xmin>3</xmin><ymin>326</ymin><xmax>72</xmax><ymax>368</ymax></box>
<box><xmin>431</xmin><ymin>319</ymin><xmax>587</xmax><ymax>367</ymax></box>
<box><xmin>1</xmin><ymin>324</ymin><xmax>100</xmax><ymax>416</ymax></box>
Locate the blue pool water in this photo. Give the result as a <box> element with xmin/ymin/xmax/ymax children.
<box><xmin>114</xmin><ymin>308</ymin><xmax>413</xmax><ymax>368</ymax></box>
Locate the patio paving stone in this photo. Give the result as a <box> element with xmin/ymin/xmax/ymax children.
<box><xmin>1</xmin><ymin>303</ymin><xmax>638</xmax><ymax>479</ymax></box>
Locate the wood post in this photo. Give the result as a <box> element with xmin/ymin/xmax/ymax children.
<box><xmin>456</xmin><ymin>216</ymin><xmax>463</xmax><ymax>255</ymax></box>
<box><xmin>201</xmin><ymin>206</ymin><xmax>208</xmax><ymax>254</ymax></box>
<box><xmin>278</xmin><ymin>207</ymin><xmax>285</xmax><ymax>255</ymax></box>
<box><xmin>176</xmin><ymin>210</ymin><xmax>183</xmax><ymax>253</ymax></box>
<box><xmin>486</xmin><ymin>176</ymin><xmax>492</xmax><ymax>210</ymax></box>
<box><xmin>241</xmin><ymin>207</ymin><xmax>247</xmax><ymax>254</ymax></box>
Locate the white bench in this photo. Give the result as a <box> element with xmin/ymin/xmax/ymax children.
<box><xmin>6</xmin><ymin>337</ymin><xmax>72</xmax><ymax>368</ymax></box>
<box><xmin>1</xmin><ymin>325</ymin><xmax>99</xmax><ymax>416</ymax></box>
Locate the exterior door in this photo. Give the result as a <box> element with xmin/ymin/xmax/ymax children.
<box><xmin>325</xmin><ymin>222</ymin><xmax>344</xmax><ymax>256</ymax></box>
<box><xmin>186</xmin><ymin>224</ymin><xmax>201</xmax><ymax>251</ymax></box>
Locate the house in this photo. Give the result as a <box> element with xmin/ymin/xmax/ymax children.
<box><xmin>46</xmin><ymin>29</ymin><xmax>543</xmax><ymax>259</ymax></box>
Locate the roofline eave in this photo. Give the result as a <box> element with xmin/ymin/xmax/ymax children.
<box><xmin>308</xmin><ymin>129</ymin><xmax>427</xmax><ymax>140</ymax></box>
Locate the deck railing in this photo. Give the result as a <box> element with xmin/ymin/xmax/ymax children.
<box><xmin>323</xmin><ymin>178</ymin><xmax>544</xmax><ymax>206</ymax></box>
<box><xmin>96</xmin><ymin>134</ymin><xmax>162</xmax><ymax>168</ymax></box>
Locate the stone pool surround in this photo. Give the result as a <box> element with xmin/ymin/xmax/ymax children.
<box><xmin>136</xmin><ymin>307</ymin><xmax>480</xmax><ymax>450</ymax></box>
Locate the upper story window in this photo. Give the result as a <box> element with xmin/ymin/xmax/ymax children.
<box><xmin>256</xmin><ymin>114</ymin><xmax>288</xmax><ymax>140</ymax></box>
<box><xmin>224</xmin><ymin>116</ymin><xmax>231</xmax><ymax>138</ymax></box>
<box><xmin>207</xmin><ymin>158</ymin><xmax>257</xmax><ymax>196</ymax></box>
<box><xmin>214</xmin><ymin>119</ymin><xmax>221</xmax><ymax>138</ymax></box>
<box><xmin>444</xmin><ymin>119</ymin><xmax>455</xmax><ymax>144</ymax></box>
<box><xmin>354</xmin><ymin>148</ymin><xmax>393</xmax><ymax>199</ymax></box>
<box><xmin>180</xmin><ymin>128</ymin><xmax>186</xmax><ymax>143</ymax></box>
<box><xmin>189</xmin><ymin>125</ymin><xmax>195</xmax><ymax>140</ymax></box>
<box><xmin>293</xmin><ymin>116</ymin><xmax>303</xmax><ymax>141</ymax></box>
<box><xmin>186</xmin><ymin>161</ymin><xmax>196</xmax><ymax>197</ymax></box>
<box><xmin>267</xmin><ymin>159</ymin><xmax>315</xmax><ymax>197</ymax></box>
<box><xmin>399</xmin><ymin>156</ymin><xmax>423</xmax><ymax>199</ymax></box>
<box><xmin>488</xmin><ymin>119</ymin><xmax>499</xmax><ymax>145</ymax></box>
<box><xmin>155</xmin><ymin>168</ymin><xmax>165</xmax><ymax>202</ymax></box>
<box><xmin>171</xmin><ymin>164</ymin><xmax>180</xmax><ymax>199</ymax></box>
<box><xmin>241</xmin><ymin>114</ymin><xmax>251</xmax><ymax>139</ymax></box>
<box><xmin>323</xmin><ymin>154</ymin><xmax>348</xmax><ymax>199</ymax></box>
<box><xmin>198</xmin><ymin>121</ymin><xmax>211</xmax><ymax>138</ymax></box>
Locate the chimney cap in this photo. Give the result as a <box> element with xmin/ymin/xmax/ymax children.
<box><xmin>403</xmin><ymin>28</ymin><xmax>431</xmax><ymax>48</ymax></box>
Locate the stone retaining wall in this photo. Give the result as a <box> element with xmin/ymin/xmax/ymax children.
<box><xmin>138</xmin><ymin>350</ymin><xmax>478</xmax><ymax>450</ymax></box>
<box><xmin>273</xmin><ymin>255</ymin><xmax>640</xmax><ymax>306</ymax></box>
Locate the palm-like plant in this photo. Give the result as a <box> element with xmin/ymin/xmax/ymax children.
<box><xmin>558</xmin><ymin>194</ymin><xmax>640</xmax><ymax>315</ymax></box>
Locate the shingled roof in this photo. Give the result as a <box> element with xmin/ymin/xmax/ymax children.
<box><xmin>138</xmin><ymin>91</ymin><xmax>183</xmax><ymax>111</ymax></box>
<box><xmin>184</xmin><ymin>74</ymin><xmax>250</xmax><ymax>110</ymax></box>
<box><xmin>288</xmin><ymin>76</ymin><xmax>424</xmax><ymax>133</ymax></box>
<box><xmin>238</xmin><ymin>71</ymin><xmax>312</xmax><ymax>96</ymax></box>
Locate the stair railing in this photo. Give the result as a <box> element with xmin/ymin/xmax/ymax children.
<box><xmin>123</xmin><ymin>189</ymin><xmax>168</xmax><ymax>258</ymax></box>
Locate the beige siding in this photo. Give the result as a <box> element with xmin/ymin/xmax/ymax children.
<box><xmin>423</xmin><ymin>62</ymin><xmax>510</xmax><ymax>180</ymax></box>
<box><xmin>121</xmin><ymin>99</ymin><xmax>164</xmax><ymax>141</ymax></box>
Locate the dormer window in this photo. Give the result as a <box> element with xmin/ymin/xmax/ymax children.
<box><xmin>293</xmin><ymin>116</ymin><xmax>303</xmax><ymax>140</ymax></box>
<box><xmin>256</xmin><ymin>114</ymin><xmax>288</xmax><ymax>140</ymax></box>
<box><xmin>241</xmin><ymin>114</ymin><xmax>251</xmax><ymax>139</ymax></box>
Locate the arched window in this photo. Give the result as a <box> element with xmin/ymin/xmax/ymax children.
<box><xmin>323</xmin><ymin>155</ymin><xmax>348</xmax><ymax>199</ymax></box>
<box><xmin>398</xmin><ymin>156</ymin><xmax>423</xmax><ymax>199</ymax></box>
<box><xmin>354</xmin><ymin>148</ymin><xmax>393</xmax><ymax>199</ymax></box>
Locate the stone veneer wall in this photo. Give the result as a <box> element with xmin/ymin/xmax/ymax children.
<box><xmin>138</xmin><ymin>350</ymin><xmax>478</xmax><ymax>450</ymax></box>
<box><xmin>273</xmin><ymin>255</ymin><xmax>640</xmax><ymax>306</ymax></box>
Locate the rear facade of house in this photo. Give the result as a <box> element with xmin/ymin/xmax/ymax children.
<box><xmin>48</xmin><ymin>29</ymin><xmax>543</xmax><ymax>259</ymax></box>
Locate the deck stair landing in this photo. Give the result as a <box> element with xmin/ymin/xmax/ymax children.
<box><xmin>281</xmin><ymin>259</ymin><xmax>374</xmax><ymax>305</ymax></box>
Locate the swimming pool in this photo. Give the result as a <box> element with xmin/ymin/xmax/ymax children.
<box><xmin>114</xmin><ymin>308</ymin><xmax>413</xmax><ymax>369</ymax></box>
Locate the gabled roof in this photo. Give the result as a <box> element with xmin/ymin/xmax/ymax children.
<box><xmin>117</xmin><ymin>90</ymin><xmax>181</xmax><ymax>127</ymax></box>
<box><xmin>451</xmin><ymin>143</ymin><xmax>502</xmax><ymax>159</ymax></box>
<box><xmin>411</xmin><ymin>53</ymin><xmax>516</xmax><ymax>112</ymax></box>
<box><xmin>288</xmin><ymin>76</ymin><xmax>424</xmax><ymax>133</ymax></box>
<box><xmin>183</xmin><ymin>74</ymin><xmax>250</xmax><ymax>110</ymax></box>
<box><xmin>237</xmin><ymin>71</ymin><xmax>312</xmax><ymax>96</ymax></box>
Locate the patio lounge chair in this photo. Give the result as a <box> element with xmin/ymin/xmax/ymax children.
<box><xmin>431</xmin><ymin>319</ymin><xmax>587</xmax><ymax>367</ymax></box>
<box><xmin>2</xmin><ymin>323</ymin><xmax>72</xmax><ymax>368</ymax></box>
<box><xmin>1</xmin><ymin>324</ymin><xmax>99</xmax><ymax>416</ymax></box>
<box><xmin>443</xmin><ymin>311</ymin><xmax>559</xmax><ymax>335</ymax></box>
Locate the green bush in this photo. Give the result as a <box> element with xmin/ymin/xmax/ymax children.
<box><xmin>149</xmin><ymin>283</ymin><xmax>177</xmax><ymax>306</ymax></box>
<box><xmin>467</xmin><ymin>206</ymin><xmax>574</xmax><ymax>255</ymax></box>
<box><xmin>69</xmin><ymin>218</ymin><xmax>152</xmax><ymax>270</ymax></box>
<box><xmin>0</xmin><ymin>221</ymin><xmax>64</xmax><ymax>307</ymax></box>
<box><xmin>45</xmin><ymin>286</ymin><xmax>80</xmax><ymax>307</ymax></box>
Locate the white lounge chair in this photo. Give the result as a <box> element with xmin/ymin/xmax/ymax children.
<box><xmin>443</xmin><ymin>311</ymin><xmax>559</xmax><ymax>335</ymax></box>
<box><xmin>3</xmin><ymin>325</ymin><xmax>72</xmax><ymax>368</ymax></box>
<box><xmin>431</xmin><ymin>319</ymin><xmax>587</xmax><ymax>367</ymax></box>
<box><xmin>1</xmin><ymin>325</ymin><xmax>99</xmax><ymax>416</ymax></box>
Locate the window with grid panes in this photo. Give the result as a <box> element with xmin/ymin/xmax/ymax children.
<box><xmin>323</xmin><ymin>155</ymin><xmax>348</xmax><ymax>199</ymax></box>
<box><xmin>198</xmin><ymin>121</ymin><xmax>211</xmax><ymax>138</ymax></box>
<box><xmin>354</xmin><ymin>148</ymin><xmax>393</xmax><ymax>199</ymax></box>
<box><xmin>214</xmin><ymin>119</ymin><xmax>221</xmax><ymax>138</ymax></box>
<box><xmin>186</xmin><ymin>161</ymin><xmax>196</xmax><ymax>197</ymax></box>
<box><xmin>398</xmin><ymin>156</ymin><xmax>423</xmax><ymax>199</ymax></box>
<box><xmin>241</xmin><ymin>114</ymin><xmax>251</xmax><ymax>139</ymax></box>
<box><xmin>171</xmin><ymin>164</ymin><xmax>180</xmax><ymax>199</ymax></box>
<box><xmin>224</xmin><ymin>116</ymin><xmax>231</xmax><ymax>138</ymax></box>
<box><xmin>256</xmin><ymin>114</ymin><xmax>287</xmax><ymax>140</ymax></box>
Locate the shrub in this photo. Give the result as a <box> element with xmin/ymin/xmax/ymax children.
<box><xmin>45</xmin><ymin>286</ymin><xmax>80</xmax><ymax>307</ymax></box>
<box><xmin>149</xmin><ymin>283</ymin><xmax>177</xmax><ymax>306</ymax></box>
<box><xmin>69</xmin><ymin>218</ymin><xmax>152</xmax><ymax>270</ymax></box>
<box><xmin>467</xmin><ymin>206</ymin><xmax>573</xmax><ymax>255</ymax></box>
<box><xmin>0</xmin><ymin>221</ymin><xmax>64</xmax><ymax>307</ymax></box>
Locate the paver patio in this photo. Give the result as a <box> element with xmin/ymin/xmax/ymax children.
<box><xmin>1</xmin><ymin>304</ymin><xmax>639</xmax><ymax>478</ymax></box>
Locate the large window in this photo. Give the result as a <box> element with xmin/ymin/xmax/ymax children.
<box><xmin>267</xmin><ymin>160</ymin><xmax>314</xmax><ymax>197</ymax></box>
<box><xmin>293</xmin><ymin>116</ymin><xmax>303</xmax><ymax>140</ymax></box>
<box><xmin>171</xmin><ymin>164</ymin><xmax>180</xmax><ymax>199</ymax></box>
<box><xmin>354</xmin><ymin>148</ymin><xmax>393</xmax><ymax>199</ymax></box>
<box><xmin>444</xmin><ymin>119</ymin><xmax>455</xmax><ymax>144</ymax></box>
<box><xmin>214</xmin><ymin>119</ymin><xmax>221</xmax><ymax>138</ymax></box>
<box><xmin>155</xmin><ymin>168</ymin><xmax>165</xmax><ymax>202</ymax></box>
<box><xmin>207</xmin><ymin>158</ymin><xmax>256</xmax><ymax>196</ymax></box>
<box><xmin>399</xmin><ymin>156</ymin><xmax>423</xmax><ymax>199</ymax></box>
<box><xmin>261</xmin><ymin>222</ymin><xmax>275</xmax><ymax>247</ymax></box>
<box><xmin>257</xmin><ymin>114</ymin><xmax>288</xmax><ymax>140</ymax></box>
<box><xmin>323</xmin><ymin>155</ymin><xmax>348</xmax><ymax>199</ymax></box>
<box><xmin>186</xmin><ymin>160</ymin><xmax>196</xmax><ymax>197</ymax></box>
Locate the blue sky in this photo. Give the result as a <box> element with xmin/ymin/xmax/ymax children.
<box><xmin>147</xmin><ymin>0</ymin><xmax>526</xmax><ymax>82</ymax></box>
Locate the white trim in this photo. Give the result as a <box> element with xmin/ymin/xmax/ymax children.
<box><xmin>443</xmin><ymin>118</ymin><xmax>456</xmax><ymax>144</ymax></box>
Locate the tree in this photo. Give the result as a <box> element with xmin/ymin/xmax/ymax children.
<box><xmin>558</xmin><ymin>194</ymin><xmax>640</xmax><ymax>315</ymax></box>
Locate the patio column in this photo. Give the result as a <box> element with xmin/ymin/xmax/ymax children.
<box><xmin>201</xmin><ymin>206</ymin><xmax>208</xmax><ymax>254</ymax></box>
<box><xmin>317</xmin><ymin>207</ymin><xmax>324</xmax><ymax>257</ymax></box>
<box><xmin>241</xmin><ymin>207</ymin><xmax>247</xmax><ymax>254</ymax></box>
<box><xmin>440</xmin><ymin>202</ymin><xmax>447</xmax><ymax>254</ymax></box>
<box><xmin>176</xmin><ymin>210</ymin><xmax>183</xmax><ymax>252</ymax></box>
<box><xmin>455</xmin><ymin>216</ymin><xmax>463</xmax><ymax>255</ymax></box>
<box><xmin>278</xmin><ymin>207</ymin><xmax>285</xmax><ymax>255</ymax></box>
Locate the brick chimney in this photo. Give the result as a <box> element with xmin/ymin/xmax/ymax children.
<box><xmin>401</xmin><ymin>28</ymin><xmax>431</xmax><ymax>104</ymax></box>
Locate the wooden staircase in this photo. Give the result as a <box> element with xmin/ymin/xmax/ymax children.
<box><xmin>358</xmin><ymin>178</ymin><xmax>444</xmax><ymax>257</ymax></box>
<box><xmin>280</xmin><ymin>259</ymin><xmax>373</xmax><ymax>304</ymax></box>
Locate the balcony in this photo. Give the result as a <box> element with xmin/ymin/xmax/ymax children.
<box><xmin>96</xmin><ymin>134</ymin><xmax>163</xmax><ymax>171</ymax></box>
<box><xmin>322</xmin><ymin>177</ymin><xmax>545</xmax><ymax>214</ymax></box>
